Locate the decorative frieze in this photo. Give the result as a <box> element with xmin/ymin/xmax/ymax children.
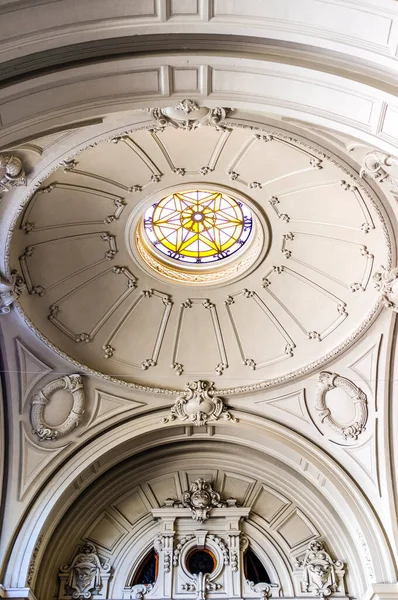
<box><xmin>162</xmin><ymin>380</ymin><xmax>238</xmax><ymax>427</ymax></box>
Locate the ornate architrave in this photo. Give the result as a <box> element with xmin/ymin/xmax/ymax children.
<box><xmin>31</xmin><ymin>374</ymin><xmax>85</xmax><ymax>441</ymax></box>
<box><xmin>59</xmin><ymin>543</ymin><xmax>110</xmax><ymax>600</ymax></box>
<box><xmin>162</xmin><ymin>380</ymin><xmax>238</xmax><ymax>427</ymax></box>
<box><xmin>295</xmin><ymin>540</ymin><xmax>345</xmax><ymax>598</ymax></box>
<box><xmin>315</xmin><ymin>372</ymin><xmax>368</xmax><ymax>440</ymax></box>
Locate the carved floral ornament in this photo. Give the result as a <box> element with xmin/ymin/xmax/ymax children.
<box><xmin>148</xmin><ymin>100</ymin><xmax>230</xmax><ymax>131</ymax></box>
<box><xmin>59</xmin><ymin>543</ymin><xmax>110</xmax><ymax>600</ymax></box>
<box><xmin>31</xmin><ymin>374</ymin><xmax>85</xmax><ymax>441</ymax></box>
<box><xmin>295</xmin><ymin>540</ymin><xmax>345</xmax><ymax>598</ymax></box>
<box><xmin>315</xmin><ymin>372</ymin><xmax>368</xmax><ymax>440</ymax></box>
<box><xmin>162</xmin><ymin>380</ymin><xmax>238</xmax><ymax>427</ymax></box>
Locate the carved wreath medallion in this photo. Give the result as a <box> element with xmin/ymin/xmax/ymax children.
<box><xmin>316</xmin><ymin>372</ymin><xmax>368</xmax><ymax>440</ymax></box>
<box><xmin>31</xmin><ymin>374</ymin><xmax>85</xmax><ymax>440</ymax></box>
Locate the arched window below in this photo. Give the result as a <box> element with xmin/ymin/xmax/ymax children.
<box><xmin>244</xmin><ymin>547</ymin><xmax>271</xmax><ymax>584</ymax></box>
<box><xmin>132</xmin><ymin>549</ymin><xmax>158</xmax><ymax>586</ymax></box>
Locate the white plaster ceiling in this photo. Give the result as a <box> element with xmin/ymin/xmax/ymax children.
<box><xmin>9</xmin><ymin>115</ymin><xmax>391</xmax><ymax>391</ymax></box>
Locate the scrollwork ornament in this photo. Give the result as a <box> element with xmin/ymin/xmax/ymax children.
<box><xmin>248</xmin><ymin>582</ymin><xmax>271</xmax><ymax>599</ymax></box>
<box><xmin>316</xmin><ymin>372</ymin><xmax>368</xmax><ymax>440</ymax></box>
<box><xmin>0</xmin><ymin>270</ymin><xmax>25</xmax><ymax>314</ymax></box>
<box><xmin>373</xmin><ymin>265</ymin><xmax>398</xmax><ymax>311</ymax></box>
<box><xmin>31</xmin><ymin>374</ymin><xmax>85</xmax><ymax>440</ymax></box>
<box><xmin>360</xmin><ymin>151</ymin><xmax>398</xmax><ymax>188</ymax></box>
<box><xmin>0</xmin><ymin>152</ymin><xmax>26</xmax><ymax>193</ymax></box>
<box><xmin>162</xmin><ymin>380</ymin><xmax>238</xmax><ymax>427</ymax></box>
<box><xmin>60</xmin><ymin>543</ymin><xmax>110</xmax><ymax>600</ymax></box>
<box><xmin>148</xmin><ymin>101</ymin><xmax>230</xmax><ymax>131</ymax></box>
<box><xmin>296</xmin><ymin>540</ymin><xmax>345</xmax><ymax>598</ymax></box>
<box><xmin>181</xmin><ymin>478</ymin><xmax>226</xmax><ymax>522</ymax></box>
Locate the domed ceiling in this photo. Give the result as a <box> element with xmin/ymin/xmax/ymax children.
<box><xmin>8</xmin><ymin>109</ymin><xmax>391</xmax><ymax>392</ymax></box>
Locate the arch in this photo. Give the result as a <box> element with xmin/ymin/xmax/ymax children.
<box><xmin>3</xmin><ymin>411</ymin><xmax>396</xmax><ymax>597</ymax></box>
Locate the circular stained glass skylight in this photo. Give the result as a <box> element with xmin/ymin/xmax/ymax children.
<box><xmin>143</xmin><ymin>190</ymin><xmax>253</xmax><ymax>264</ymax></box>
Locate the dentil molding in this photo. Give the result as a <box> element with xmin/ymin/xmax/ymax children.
<box><xmin>30</xmin><ymin>374</ymin><xmax>85</xmax><ymax>441</ymax></box>
<box><xmin>162</xmin><ymin>381</ymin><xmax>238</xmax><ymax>427</ymax></box>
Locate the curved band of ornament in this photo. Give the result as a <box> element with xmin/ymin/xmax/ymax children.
<box><xmin>162</xmin><ymin>380</ymin><xmax>238</xmax><ymax>426</ymax></box>
<box><xmin>316</xmin><ymin>372</ymin><xmax>368</xmax><ymax>440</ymax></box>
<box><xmin>31</xmin><ymin>374</ymin><xmax>85</xmax><ymax>441</ymax></box>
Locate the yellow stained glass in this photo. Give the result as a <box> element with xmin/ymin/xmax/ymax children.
<box><xmin>144</xmin><ymin>190</ymin><xmax>253</xmax><ymax>264</ymax></box>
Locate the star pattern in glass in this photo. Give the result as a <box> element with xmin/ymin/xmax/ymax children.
<box><xmin>143</xmin><ymin>190</ymin><xmax>253</xmax><ymax>264</ymax></box>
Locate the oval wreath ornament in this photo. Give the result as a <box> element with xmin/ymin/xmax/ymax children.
<box><xmin>31</xmin><ymin>374</ymin><xmax>85</xmax><ymax>441</ymax></box>
<box><xmin>316</xmin><ymin>372</ymin><xmax>368</xmax><ymax>440</ymax></box>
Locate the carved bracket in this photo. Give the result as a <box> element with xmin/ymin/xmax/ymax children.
<box><xmin>162</xmin><ymin>380</ymin><xmax>238</xmax><ymax>427</ymax></box>
<box><xmin>316</xmin><ymin>372</ymin><xmax>368</xmax><ymax>440</ymax></box>
<box><xmin>31</xmin><ymin>374</ymin><xmax>85</xmax><ymax>441</ymax></box>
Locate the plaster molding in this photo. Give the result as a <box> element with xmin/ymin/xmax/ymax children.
<box><xmin>58</xmin><ymin>543</ymin><xmax>110</xmax><ymax>600</ymax></box>
<box><xmin>0</xmin><ymin>153</ymin><xmax>26</xmax><ymax>194</ymax></box>
<box><xmin>315</xmin><ymin>372</ymin><xmax>368</xmax><ymax>440</ymax></box>
<box><xmin>373</xmin><ymin>265</ymin><xmax>398</xmax><ymax>312</ymax></box>
<box><xmin>0</xmin><ymin>271</ymin><xmax>25</xmax><ymax>315</ymax></box>
<box><xmin>30</xmin><ymin>375</ymin><xmax>85</xmax><ymax>441</ymax></box>
<box><xmin>148</xmin><ymin>101</ymin><xmax>230</xmax><ymax>131</ymax></box>
<box><xmin>295</xmin><ymin>540</ymin><xmax>346</xmax><ymax>598</ymax></box>
<box><xmin>361</xmin><ymin>151</ymin><xmax>398</xmax><ymax>188</ymax></box>
<box><xmin>162</xmin><ymin>381</ymin><xmax>238</xmax><ymax>427</ymax></box>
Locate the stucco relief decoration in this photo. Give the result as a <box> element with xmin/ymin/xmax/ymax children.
<box><xmin>248</xmin><ymin>582</ymin><xmax>271</xmax><ymax>599</ymax></box>
<box><xmin>59</xmin><ymin>543</ymin><xmax>110</xmax><ymax>600</ymax></box>
<box><xmin>0</xmin><ymin>152</ymin><xmax>26</xmax><ymax>193</ymax></box>
<box><xmin>174</xmin><ymin>478</ymin><xmax>229</xmax><ymax>522</ymax></box>
<box><xmin>148</xmin><ymin>100</ymin><xmax>230</xmax><ymax>131</ymax></box>
<box><xmin>360</xmin><ymin>151</ymin><xmax>398</xmax><ymax>188</ymax></box>
<box><xmin>31</xmin><ymin>374</ymin><xmax>85</xmax><ymax>441</ymax></box>
<box><xmin>182</xmin><ymin>572</ymin><xmax>221</xmax><ymax>600</ymax></box>
<box><xmin>162</xmin><ymin>380</ymin><xmax>238</xmax><ymax>426</ymax></box>
<box><xmin>316</xmin><ymin>372</ymin><xmax>368</xmax><ymax>440</ymax></box>
<box><xmin>0</xmin><ymin>271</ymin><xmax>25</xmax><ymax>314</ymax></box>
<box><xmin>373</xmin><ymin>265</ymin><xmax>398</xmax><ymax>311</ymax></box>
<box><xmin>296</xmin><ymin>540</ymin><xmax>345</xmax><ymax>597</ymax></box>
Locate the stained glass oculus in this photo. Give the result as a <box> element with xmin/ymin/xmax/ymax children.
<box><xmin>143</xmin><ymin>190</ymin><xmax>253</xmax><ymax>264</ymax></box>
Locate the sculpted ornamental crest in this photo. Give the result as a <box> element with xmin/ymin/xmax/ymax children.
<box><xmin>162</xmin><ymin>380</ymin><xmax>238</xmax><ymax>427</ymax></box>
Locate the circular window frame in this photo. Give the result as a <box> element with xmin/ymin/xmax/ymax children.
<box><xmin>186</xmin><ymin>547</ymin><xmax>217</xmax><ymax>575</ymax></box>
<box><xmin>179</xmin><ymin>538</ymin><xmax>225</xmax><ymax>582</ymax></box>
<box><xmin>126</xmin><ymin>183</ymin><xmax>270</xmax><ymax>288</ymax></box>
